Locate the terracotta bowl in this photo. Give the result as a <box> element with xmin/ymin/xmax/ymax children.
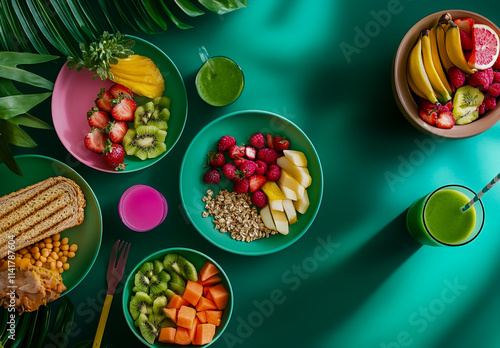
<box><xmin>392</xmin><ymin>10</ymin><xmax>500</xmax><ymax>138</ymax></box>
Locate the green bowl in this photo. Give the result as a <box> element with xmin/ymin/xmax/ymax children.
<box><xmin>180</xmin><ymin>110</ymin><xmax>323</xmax><ymax>255</ymax></box>
<box><xmin>0</xmin><ymin>155</ymin><xmax>102</xmax><ymax>295</ymax></box>
<box><xmin>122</xmin><ymin>247</ymin><xmax>233</xmax><ymax>347</ymax></box>
<box><xmin>52</xmin><ymin>35</ymin><xmax>188</xmax><ymax>173</ymax></box>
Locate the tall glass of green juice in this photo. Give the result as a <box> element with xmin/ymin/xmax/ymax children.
<box><xmin>406</xmin><ymin>185</ymin><xmax>485</xmax><ymax>246</ymax></box>
<box><xmin>195</xmin><ymin>56</ymin><xmax>244</xmax><ymax>107</ymax></box>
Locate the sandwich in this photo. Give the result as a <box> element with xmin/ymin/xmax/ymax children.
<box><xmin>0</xmin><ymin>264</ymin><xmax>67</xmax><ymax>313</ymax></box>
<box><xmin>0</xmin><ymin>176</ymin><xmax>86</xmax><ymax>259</ymax></box>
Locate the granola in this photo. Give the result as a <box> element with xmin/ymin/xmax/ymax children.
<box><xmin>202</xmin><ymin>189</ymin><xmax>277</xmax><ymax>242</ymax></box>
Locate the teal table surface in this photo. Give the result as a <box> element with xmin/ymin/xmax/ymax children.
<box><xmin>8</xmin><ymin>1</ymin><xmax>500</xmax><ymax>347</ymax></box>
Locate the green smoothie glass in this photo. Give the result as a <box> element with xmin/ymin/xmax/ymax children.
<box><xmin>195</xmin><ymin>46</ymin><xmax>244</xmax><ymax>106</ymax></box>
<box><xmin>406</xmin><ymin>185</ymin><xmax>485</xmax><ymax>246</ymax></box>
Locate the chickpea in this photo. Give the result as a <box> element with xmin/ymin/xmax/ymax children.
<box><xmin>69</xmin><ymin>244</ymin><xmax>78</xmax><ymax>252</ymax></box>
<box><xmin>44</xmin><ymin>238</ymin><xmax>52</xmax><ymax>244</ymax></box>
<box><xmin>53</xmin><ymin>234</ymin><xmax>61</xmax><ymax>241</ymax></box>
<box><xmin>68</xmin><ymin>252</ymin><xmax>75</xmax><ymax>259</ymax></box>
<box><xmin>61</xmin><ymin>237</ymin><xmax>69</xmax><ymax>245</ymax></box>
<box><xmin>61</xmin><ymin>256</ymin><xmax>68</xmax><ymax>263</ymax></box>
<box><xmin>45</xmin><ymin>243</ymin><xmax>53</xmax><ymax>250</ymax></box>
<box><xmin>30</xmin><ymin>259</ymin><xmax>35</xmax><ymax>265</ymax></box>
<box><xmin>61</xmin><ymin>245</ymin><xmax>69</xmax><ymax>251</ymax></box>
<box><xmin>47</xmin><ymin>257</ymin><xmax>55</xmax><ymax>263</ymax></box>
<box><xmin>50</xmin><ymin>261</ymin><xmax>56</xmax><ymax>270</ymax></box>
<box><xmin>39</xmin><ymin>242</ymin><xmax>45</xmax><ymax>248</ymax></box>
<box><xmin>41</xmin><ymin>249</ymin><xmax>49</xmax><ymax>258</ymax></box>
<box><xmin>53</xmin><ymin>241</ymin><xmax>61</xmax><ymax>248</ymax></box>
<box><xmin>63</xmin><ymin>263</ymin><xmax>70</xmax><ymax>271</ymax></box>
<box><xmin>30</xmin><ymin>247</ymin><xmax>39</xmax><ymax>254</ymax></box>
<box><xmin>39</xmin><ymin>256</ymin><xmax>47</xmax><ymax>263</ymax></box>
<box><xmin>19</xmin><ymin>248</ymin><xmax>28</xmax><ymax>255</ymax></box>
<box><xmin>57</xmin><ymin>251</ymin><xmax>63</xmax><ymax>257</ymax></box>
<box><xmin>34</xmin><ymin>252</ymin><xmax>41</xmax><ymax>260</ymax></box>
<box><xmin>58</xmin><ymin>268</ymin><xmax>64</xmax><ymax>274</ymax></box>
<box><xmin>35</xmin><ymin>261</ymin><xmax>43</xmax><ymax>267</ymax></box>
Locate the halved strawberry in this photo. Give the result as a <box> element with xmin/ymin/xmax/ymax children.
<box><xmin>111</xmin><ymin>97</ymin><xmax>136</xmax><ymax>122</ymax></box>
<box><xmin>454</xmin><ymin>17</ymin><xmax>475</xmax><ymax>37</ymax></box>
<box><xmin>245</xmin><ymin>146</ymin><xmax>256</xmax><ymax>160</ymax></box>
<box><xmin>109</xmin><ymin>83</ymin><xmax>133</xmax><ymax>99</ymax></box>
<box><xmin>228</xmin><ymin>145</ymin><xmax>245</xmax><ymax>159</ymax></box>
<box><xmin>266</xmin><ymin>133</ymin><xmax>274</xmax><ymax>148</ymax></box>
<box><xmin>273</xmin><ymin>136</ymin><xmax>290</xmax><ymax>151</ymax></box>
<box><xmin>84</xmin><ymin>128</ymin><xmax>107</xmax><ymax>153</ymax></box>
<box><xmin>419</xmin><ymin>109</ymin><xmax>437</xmax><ymax>125</ymax></box>
<box><xmin>107</xmin><ymin>121</ymin><xmax>128</xmax><ymax>143</ymax></box>
<box><xmin>249</xmin><ymin>175</ymin><xmax>267</xmax><ymax>193</ymax></box>
<box><xmin>436</xmin><ymin>110</ymin><xmax>455</xmax><ymax>129</ymax></box>
<box><xmin>95</xmin><ymin>88</ymin><xmax>113</xmax><ymax>112</ymax></box>
<box><xmin>87</xmin><ymin>108</ymin><xmax>110</xmax><ymax>129</ymax></box>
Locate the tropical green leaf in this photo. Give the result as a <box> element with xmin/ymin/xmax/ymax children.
<box><xmin>0</xmin><ymin>51</ymin><xmax>58</xmax><ymax>66</ymax></box>
<box><xmin>1</xmin><ymin>0</ymin><xmax>31</xmax><ymax>52</ymax></box>
<box><xmin>0</xmin><ymin>2</ymin><xmax>15</xmax><ymax>51</ymax></box>
<box><xmin>123</xmin><ymin>0</ymin><xmax>161</xmax><ymax>34</ymax></box>
<box><xmin>0</xmin><ymin>135</ymin><xmax>21</xmax><ymax>175</ymax></box>
<box><xmin>159</xmin><ymin>1</ymin><xmax>193</xmax><ymax>29</ymax></box>
<box><xmin>174</xmin><ymin>0</ymin><xmax>205</xmax><ymax>17</ymax></box>
<box><xmin>0</xmin><ymin>78</ymin><xmax>20</xmax><ymax>96</ymax></box>
<box><xmin>12</xmin><ymin>0</ymin><xmax>51</xmax><ymax>55</ymax></box>
<box><xmin>50</xmin><ymin>0</ymin><xmax>88</xmax><ymax>44</ymax></box>
<box><xmin>142</xmin><ymin>0</ymin><xmax>169</xmax><ymax>30</ymax></box>
<box><xmin>0</xmin><ymin>93</ymin><xmax>52</xmax><ymax>120</ymax></box>
<box><xmin>0</xmin><ymin>119</ymin><xmax>37</xmax><ymax>147</ymax></box>
<box><xmin>68</xmin><ymin>0</ymin><xmax>102</xmax><ymax>41</ymax></box>
<box><xmin>0</xmin><ymin>65</ymin><xmax>54</xmax><ymax>90</ymax></box>
<box><xmin>197</xmin><ymin>0</ymin><xmax>248</xmax><ymax>14</ymax></box>
<box><xmin>98</xmin><ymin>0</ymin><xmax>119</xmax><ymax>33</ymax></box>
<box><xmin>111</xmin><ymin>0</ymin><xmax>141</xmax><ymax>33</ymax></box>
<box><xmin>8</xmin><ymin>113</ymin><xmax>52</xmax><ymax>129</ymax></box>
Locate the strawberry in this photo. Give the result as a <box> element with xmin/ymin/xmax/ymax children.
<box><xmin>265</xmin><ymin>164</ymin><xmax>281</xmax><ymax>181</ymax></box>
<box><xmin>233</xmin><ymin>178</ymin><xmax>249</xmax><ymax>193</ymax></box>
<box><xmin>218</xmin><ymin>135</ymin><xmax>236</xmax><ymax>151</ymax></box>
<box><xmin>228</xmin><ymin>145</ymin><xmax>245</xmax><ymax>159</ymax></box>
<box><xmin>459</xmin><ymin>30</ymin><xmax>473</xmax><ymax>51</ymax></box>
<box><xmin>206</xmin><ymin>151</ymin><xmax>226</xmax><ymax>168</ymax></box>
<box><xmin>266</xmin><ymin>133</ymin><xmax>274</xmax><ymax>148</ymax></box>
<box><xmin>419</xmin><ymin>109</ymin><xmax>437</xmax><ymax>126</ymax></box>
<box><xmin>417</xmin><ymin>98</ymin><xmax>437</xmax><ymax>113</ymax></box>
<box><xmin>436</xmin><ymin>110</ymin><xmax>455</xmax><ymax>129</ymax></box>
<box><xmin>203</xmin><ymin>168</ymin><xmax>221</xmax><ymax>184</ymax></box>
<box><xmin>249</xmin><ymin>133</ymin><xmax>265</xmax><ymax>149</ymax></box>
<box><xmin>111</xmin><ymin>97</ymin><xmax>136</xmax><ymax>122</ymax></box>
<box><xmin>102</xmin><ymin>141</ymin><xmax>126</xmax><ymax>170</ymax></box>
<box><xmin>249</xmin><ymin>175</ymin><xmax>267</xmax><ymax>193</ymax></box>
<box><xmin>84</xmin><ymin>128</ymin><xmax>107</xmax><ymax>154</ymax></box>
<box><xmin>254</xmin><ymin>160</ymin><xmax>268</xmax><ymax>175</ymax></box>
<box><xmin>245</xmin><ymin>146</ymin><xmax>257</xmax><ymax>160</ymax></box>
<box><xmin>251</xmin><ymin>191</ymin><xmax>267</xmax><ymax>208</ymax></box>
<box><xmin>95</xmin><ymin>88</ymin><xmax>113</xmax><ymax>112</ymax></box>
<box><xmin>107</xmin><ymin>121</ymin><xmax>128</xmax><ymax>143</ymax></box>
<box><xmin>273</xmin><ymin>136</ymin><xmax>290</xmax><ymax>152</ymax></box>
<box><xmin>454</xmin><ymin>17</ymin><xmax>475</xmax><ymax>37</ymax></box>
<box><xmin>87</xmin><ymin>108</ymin><xmax>110</xmax><ymax>129</ymax></box>
<box><xmin>109</xmin><ymin>83</ymin><xmax>133</xmax><ymax>99</ymax></box>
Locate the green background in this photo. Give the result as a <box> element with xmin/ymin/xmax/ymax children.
<box><xmin>9</xmin><ymin>1</ymin><xmax>500</xmax><ymax>347</ymax></box>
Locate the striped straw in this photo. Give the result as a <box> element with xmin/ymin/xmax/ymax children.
<box><xmin>462</xmin><ymin>173</ymin><xmax>500</xmax><ymax>212</ymax></box>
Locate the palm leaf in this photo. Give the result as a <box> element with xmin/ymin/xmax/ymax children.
<box><xmin>142</xmin><ymin>0</ymin><xmax>169</xmax><ymax>30</ymax></box>
<box><xmin>0</xmin><ymin>3</ymin><xmax>15</xmax><ymax>51</ymax></box>
<box><xmin>8</xmin><ymin>113</ymin><xmax>52</xmax><ymax>129</ymax></box>
<box><xmin>0</xmin><ymin>78</ymin><xmax>20</xmax><ymax>96</ymax></box>
<box><xmin>12</xmin><ymin>0</ymin><xmax>51</xmax><ymax>55</ymax></box>
<box><xmin>0</xmin><ymin>135</ymin><xmax>21</xmax><ymax>175</ymax></box>
<box><xmin>0</xmin><ymin>52</ymin><xmax>58</xmax><ymax>90</ymax></box>
<box><xmin>174</xmin><ymin>0</ymin><xmax>205</xmax><ymax>17</ymax></box>
<box><xmin>0</xmin><ymin>93</ymin><xmax>52</xmax><ymax>120</ymax></box>
<box><xmin>0</xmin><ymin>119</ymin><xmax>37</xmax><ymax>147</ymax></box>
<box><xmin>159</xmin><ymin>0</ymin><xmax>193</xmax><ymax>29</ymax></box>
<box><xmin>123</xmin><ymin>0</ymin><xmax>161</xmax><ymax>34</ymax></box>
<box><xmin>98</xmin><ymin>0</ymin><xmax>119</xmax><ymax>33</ymax></box>
<box><xmin>67</xmin><ymin>0</ymin><xmax>102</xmax><ymax>41</ymax></box>
<box><xmin>1</xmin><ymin>0</ymin><xmax>31</xmax><ymax>52</ymax></box>
<box><xmin>198</xmin><ymin>0</ymin><xmax>248</xmax><ymax>14</ymax></box>
<box><xmin>50</xmin><ymin>0</ymin><xmax>88</xmax><ymax>43</ymax></box>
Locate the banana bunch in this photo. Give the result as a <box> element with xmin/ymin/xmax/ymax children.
<box><xmin>407</xmin><ymin>13</ymin><xmax>477</xmax><ymax>105</ymax></box>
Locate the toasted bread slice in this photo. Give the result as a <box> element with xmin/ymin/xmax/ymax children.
<box><xmin>0</xmin><ymin>176</ymin><xmax>85</xmax><ymax>258</ymax></box>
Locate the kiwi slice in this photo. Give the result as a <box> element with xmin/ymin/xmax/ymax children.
<box><xmin>129</xmin><ymin>292</ymin><xmax>152</xmax><ymax>320</ymax></box>
<box><xmin>122</xmin><ymin>126</ymin><xmax>167</xmax><ymax>160</ymax></box>
<box><xmin>168</xmin><ymin>281</ymin><xmax>186</xmax><ymax>295</ymax></box>
<box><xmin>453</xmin><ymin>86</ymin><xmax>484</xmax><ymax>124</ymax></box>
<box><xmin>177</xmin><ymin>255</ymin><xmax>198</xmax><ymax>282</ymax></box>
<box><xmin>455</xmin><ymin>106</ymin><xmax>479</xmax><ymax>125</ymax></box>
<box><xmin>152</xmin><ymin>296</ymin><xmax>167</xmax><ymax>314</ymax></box>
<box><xmin>149</xmin><ymin>271</ymin><xmax>170</xmax><ymax>295</ymax></box>
<box><xmin>134</xmin><ymin>262</ymin><xmax>170</xmax><ymax>295</ymax></box>
<box><xmin>133</xmin><ymin>102</ymin><xmax>155</xmax><ymax>129</ymax></box>
<box><xmin>153</xmin><ymin>96</ymin><xmax>171</xmax><ymax>110</ymax></box>
<box><xmin>134</xmin><ymin>264</ymin><xmax>153</xmax><ymax>293</ymax></box>
<box><xmin>154</xmin><ymin>259</ymin><xmax>164</xmax><ymax>273</ymax></box>
<box><xmin>138</xmin><ymin>314</ymin><xmax>160</xmax><ymax>345</ymax></box>
<box><xmin>163</xmin><ymin>254</ymin><xmax>182</xmax><ymax>275</ymax></box>
<box><xmin>164</xmin><ymin>288</ymin><xmax>175</xmax><ymax>301</ymax></box>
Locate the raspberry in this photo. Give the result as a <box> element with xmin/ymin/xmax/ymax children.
<box><xmin>265</xmin><ymin>165</ymin><xmax>281</xmax><ymax>181</ymax></box>
<box><xmin>494</xmin><ymin>71</ymin><xmax>500</xmax><ymax>83</ymax></box>
<box><xmin>484</xmin><ymin>96</ymin><xmax>496</xmax><ymax>110</ymax></box>
<box><xmin>251</xmin><ymin>191</ymin><xmax>267</xmax><ymax>208</ymax></box>
<box><xmin>417</xmin><ymin>98</ymin><xmax>437</xmax><ymax>113</ymax></box>
<box><xmin>218</xmin><ymin>135</ymin><xmax>236</xmax><ymax>151</ymax></box>
<box><xmin>221</xmin><ymin>163</ymin><xmax>237</xmax><ymax>181</ymax></box>
<box><xmin>249</xmin><ymin>133</ymin><xmax>265</xmax><ymax>149</ymax></box>
<box><xmin>493</xmin><ymin>56</ymin><xmax>500</xmax><ymax>70</ymax></box>
<box><xmin>438</xmin><ymin>105</ymin><xmax>450</xmax><ymax>114</ymax></box>
<box><xmin>478</xmin><ymin>102</ymin><xmax>486</xmax><ymax>115</ymax></box>
<box><xmin>238</xmin><ymin>160</ymin><xmax>257</xmax><ymax>178</ymax></box>
<box><xmin>485</xmin><ymin>68</ymin><xmax>494</xmax><ymax>85</ymax></box>
<box><xmin>254</xmin><ymin>160</ymin><xmax>267</xmax><ymax>175</ymax></box>
<box><xmin>257</xmin><ymin>148</ymin><xmax>280</xmax><ymax>165</ymax></box>
<box><xmin>203</xmin><ymin>168</ymin><xmax>221</xmax><ymax>184</ymax></box>
<box><xmin>468</xmin><ymin>71</ymin><xmax>490</xmax><ymax>90</ymax></box>
<box><xmin>448</xmin><ymin>67</ymin><xmax>466</xmax><ymax>88</ymax></box>
<box><xmin>233</xmin><ymin>178</ymin><xmax>249</xmax><ymax>193</ymax></box>
<box><xmin>460</xmin><ymin>30</ymin><xmax>473</xmax><ymax>50</ymax></box>
<box><xmin>488</xmin><ymin>83</ymin><xmax>500</xmax><ymax>97</ymax></box>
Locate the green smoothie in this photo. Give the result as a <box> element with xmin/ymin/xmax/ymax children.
<box><xmin>195</xmin><ymin>56</ymin><xmax>244</xmax><ymax>106</ymax></box>
<box><xmin>406</xmin><ymin>185</ymin><xmax>484</xmax><ymax>246</ymax></box>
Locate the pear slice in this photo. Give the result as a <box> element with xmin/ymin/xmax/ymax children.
<box><xmin>260</xmin><ymin>205</ymin><xmax>276</xmax><ymax>230</ymax></box>
<box><xmin>282</xmin><ymin>199</ymin><xmax>297</xmax><ymax>224</ymax></box>
<box><xmin>283</xmin><ymin>150</ymin><xmax>308</xmax><ymax>167</ymax></box>
<box><xmin>269</xmin><ymin>199</ymin><xmax>284</xmax><ymax>212</ymax></box>
<box><xmin>277</xmin><ymin>156</ymin><xmax>312</xmax><ymax>188</ymax></box>
<box><xmin>278</xmin><ymin>169</ymin><xmax>304</xmax><ymax>199</ymax></box>
<box><xmin>270</xmin><ymin>208</ymin><xmax>289</xmax><ymax>235</ymax></box>
<box><xmin>294</xmin><ymin>189</ymin><xmax>310</xmax><ymax>215</ymax></box>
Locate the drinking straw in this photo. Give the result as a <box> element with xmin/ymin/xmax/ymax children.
<box><xmin>462</xmin><ymin>173</ymin><xmax>500</xmax><ymax>212</ymax></box>
<box><xmin>198</xmin><ymin>46</ymin><xmax>216</xmax><ymax>75</ymax></box>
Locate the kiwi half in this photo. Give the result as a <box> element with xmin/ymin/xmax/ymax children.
<box><xmin>133</xmin><ymin>102</ymin><xmax>155</xmax><ymax>129</ymax></box>
<box><xmin>453</xmin><ymin>85</ymin><xmax>484</xmax><ymax>124</ymax></box>
<box><xmin>122</xmin><ymin>125</ymin><xmax>167</xmax><ymax>160</ymax></box>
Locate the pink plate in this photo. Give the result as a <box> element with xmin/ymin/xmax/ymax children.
<box><xmin>52</xmin><ymin>66</ymin><xmax>114</xmax><ymax>172</ymax></box>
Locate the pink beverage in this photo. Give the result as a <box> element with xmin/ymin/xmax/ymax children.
<box><xmin>119</xmin><ymin>185</ymin><xmax>168</xmax><ymax>232</ymax></box>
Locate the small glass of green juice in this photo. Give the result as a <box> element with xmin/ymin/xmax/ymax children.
<box><xmin>195</xmin><ymin>47</ymin><xmax>244</xmax><ymax>107</ymax></box>
<box><xmin>406</xmin><ymin>185</ymin><xmax>485</xmax><ymax>246</ymax></box>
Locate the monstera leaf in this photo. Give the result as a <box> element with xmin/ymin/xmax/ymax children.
<box><xmin>0</xmin><ymin>0</ymin><xmax>248</xmax><ymax>56</ymax></box>
<box><xmin>0</xmin><ymin>52</ymin><xmax>57</xmax><ymax>175</ymax></box>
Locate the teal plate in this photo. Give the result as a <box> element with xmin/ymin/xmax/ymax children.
<box><xmin>122</xmin><ymin>247</ymin><xmax>233</xmax><ymax>347</ymax></box>
<box><xmin>180</xmin><ymin>110</ymin><xmax>324</xmax><ymax>256</ymax></box>
<box><xmin>0</xmin><ymin>155</ymin><xmax>102</xmax><ymax>295</ymax></box>
<box><xmin>52</xmin><ymin>35</ymin><xmax>188</xmax><ymax>173</ymax></box>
